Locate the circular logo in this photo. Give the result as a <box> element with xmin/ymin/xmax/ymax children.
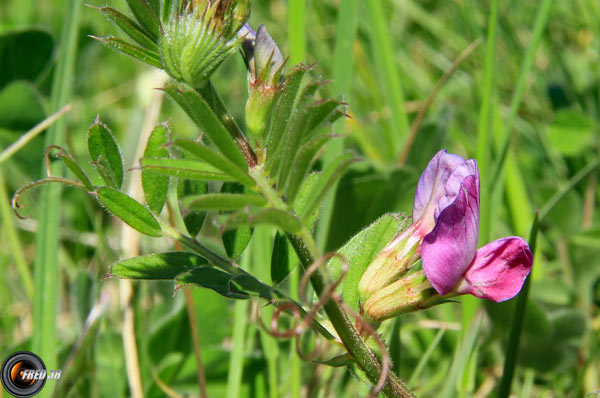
<box><xmin>1</xmin><ymin>352</ymin><xmax>47</xmax><ymax>398</ymax></box>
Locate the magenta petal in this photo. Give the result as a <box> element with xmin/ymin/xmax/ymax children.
<box><xmin>421</xmin><ymin>175</ymin><xmax>480</xmax><ymax>295</ymax></box>
<box><xmin>413</xmin><ymin>151</ymin><xmax>478</xmax><ymax>231</ymax></box>
<box><xmin>458</xmin><ymin>237</ymin><xmax>533</xmax><ymax>302</ymax></box>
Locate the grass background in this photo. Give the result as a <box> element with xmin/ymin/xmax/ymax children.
<box><xmin>1</xmin><ymin>0</ymin><xmax>599</xmax><ymax>397</ymax></box>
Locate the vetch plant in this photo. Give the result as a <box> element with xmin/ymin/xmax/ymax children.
<box><xmin>11</xmin><ymin>1</ymin><xmax>537</xmax><ymax>397</ymax></box>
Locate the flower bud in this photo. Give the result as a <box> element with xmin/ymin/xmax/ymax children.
<box><xmin>358</xmin><ymin>223</ymin><xmax>425</xmax><ymax>304</ymax></box>
<box><xmin>242</xmin><ymin>24</ymin><xmax>285</xmax><ymax>139</ymax></box>
<box><xmin>362</xmin><ymin>271</ymin><xmax>442</xmax><ymax>322</ymax></box>
<box><xmin>160</xmin><ymin>0</ymin><xmax>250</xmax><ymax>88</ymax></box>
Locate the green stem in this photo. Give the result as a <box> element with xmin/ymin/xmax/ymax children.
<box><xmin>286</xmin><ymin>233</ymin><xmax>415</xmax><ymax>398</ymax></box>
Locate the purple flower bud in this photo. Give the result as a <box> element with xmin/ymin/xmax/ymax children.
<box><xmin>241</xmin><ymin>24</ymin><xmax>285</xmax><ymax>139</ymax></box>
<box><xmin>455</xmin><ymin>237</ymin><xmax>533</xmax><ymax>302</ymax></box>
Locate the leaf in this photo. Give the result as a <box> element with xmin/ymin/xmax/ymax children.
<box><xmin>0</xmin><ymin>29</ymin><xmax>55</xmax><ymax>90</ymax></box>
<box><xmin>99</xmin><ymin>6</ymin><xmax>158</xmax><ymax>50</ymax></box>
<box><xmin>110</xmin><ymin>252</ymin><xmax>207</xmax><ymax>279</ymax></box>
<box><xmin>183</xmin><ymin>193</ymin><xmax>267</xmax><ymax>211</ymax></box>
<box><xmin>300</xmin><ymin>98</ymin><xmax>344</xmax><ymax>142</ymax></box>
<box><xmin>93</xmin><ymin>36</ymin><xmax>161</xmax><ymax>68</ymax></box>
<box><xmin>141</xmin><ymin>124</ymin><xmax>170</xmax><ymax>213</ymax></box>
<box><xmin>547</xmin><ymin>109</ymin><xmax>596</xmax><ymax>157</ymax></box>
<box><xmin>124</xmin><ymin>0</ymin><xmax>160</xmax><ymax>40</ymax></box>
<box><xmin>177</xmin><ymin>163</ymin><xmax>207</xmax><ymax>236</ymax></box>
<box><xmin>313</xmin><ymin>353</ymin><xmax>355</xmax><ymax>368</ymax></box>
<box><xmin>220</xmin><ymin>182</ymin><xmax>254</xmax><ymax>259</ymax></box>
<box><xmin>271</xmin><ymin>232</ymin><xmax>298</xmax><ymax>285</ymax></box>
<box><xmin>283</xmin><ymin>134</ymin><xmax>334</xmax><ymax>203</ymax></box>
<box><xmin>327</xmin><ymin>213</ymin><xmax>408</xmax><ymax>311</ymax></box>
<box><xmin>87</xmin><ymin>120</ymin><xmax>124</xmax><ymax>189</ymax></box>
<box><xmin>0</xmin><ymin>81</ymin><xmax>46</xmax><ymax>131</ymax></box>
<box><xmin>174</xmin><ymin>138</ymin><xmax>253</xmax><ymax>186</ymax></box>
<box><xmin>301</xmin><ymin>152</ymin><xmax>356</xmax><ymax>220</ymax></box>
<box><xmin>225</xmin><ymin>208</ymin><xmax>303</xmax><ymax>233</ymax></box>
<box><xmin>164</xmin><ymin>85</ymin><xmax>247</xmax><ymax>169</ymax></box>
<box><xmin>96</xmin><ymin>186</ymin><xmax>162</xmax><ymax>237</ymax></box>
<box><xmin>177</xmin><ymin>267</ymin><xmax>249</xmax><ymax>299</ymax></box>
<box><xmin>325</xmin><ymin>168</ymin><xmax>418</xmax><ymax>250</ymax></box>
<box><xmin>230</xmin><ymin>274</ymin><xmax>273</xmax><ymax>300</ymax></box>
<box><xmin>277</xmin><ymin>99</ymin><xmax>342</xmax><ymax>187</ymax></box>
<box><xmin>266</xmin><ymin>64</ymin><xmax>310</xmax><ymax>172</ymax></box>
<box><xmin>141</xmin><ymin>157</ymin><xmax>236</xmax><ymax>181</ymax></box>
<box><xmin>52</xmin><ymin>148</ymin><xmax>94</xmax><ymax>190</ymax></box>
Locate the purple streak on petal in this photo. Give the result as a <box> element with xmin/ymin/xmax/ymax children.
<box><xmin>412</xmin><ymin>150</ymin><xmax>468</xmax><ymax>227</ymax></box>
<box><xmin>420</xmin><ymin>175</ymin><xmax>480</xmax><ymax>295</ymax></box>
<box><xmin>458</xmin><ymin>237</ymin><xmax>533</xmax><ymax>302</ymax></box>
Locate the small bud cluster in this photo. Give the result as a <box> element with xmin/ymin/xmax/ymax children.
<box><xmin>160</xmin><ymin>0</ymin><xmax>250</xmax><ymax>87</ymax></box>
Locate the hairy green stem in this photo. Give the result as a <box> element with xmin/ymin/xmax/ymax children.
<box><xmin>286</xmin><ymin>233</ymin><xmax>415</xmax><ymax>398</ymax></box>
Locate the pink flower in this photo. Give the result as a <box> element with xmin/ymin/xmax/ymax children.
<box><xmin>360</xmin><ymin>150</ymin><xmax>534</xmax><ymax>321</ymax></box>
<box><xmin>415</xmin><ymin>150</ymin><xmax>533</xmax><ymax>302</ymax></box>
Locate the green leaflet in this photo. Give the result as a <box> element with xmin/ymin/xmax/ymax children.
<box><xmin>99</xmin><ymin>6</ymin><xmax>158</xmax><ymax>50</ymax></box>
<box><xmin>109</xmin><ymin>252</ymin><xmax>207</xmax><ymax>279</ymax></box>
<box><xmin>224</xmin><ymin>208</ymin><xmax>303</xmax><ymax>234</ymax></box>
<box><xmin>327</xmin><ymin>213</ymin><xmax>408</xmax><ymax>311</ymax></box>
<box><xmin>265</xmin><ymin>64</ymin><xmax>310</xmax><ymax>173</ymax></box>
<box><xmin>164</xmin><ymin>85</ymin><xmax>247</xmax><ymax>169</ymax></box>
<box><xmin>124</xmin><ymin>0</ymin><xmax>160</xmax><ymax>40</ymax></box>
<box><xmin>141</xmin><ymin>124</ymin><xmax>170</xmax><ymax>213</ymax></box>
<box><xmin>177</xmin><ymin>159</ymin><xmax>208</xmax><ymax>236</ymax></box>
<box><xmin>140</xmin><ymin>157</ymin><xmax>235</xmax><ymax>181</ymax></box>
<box><xmin>96</xmin><ymin>186</ymin><xmax>162</xmax><ymax>237</ymax></box>
<box><xmin>277</xmin><ymin>99</ymin><xmax>343</xmax><ymax>188</ymax></box>
<box><xmin>183</xmin><ymin>193</ymin><xmax>267</xmax><ymax>211</ymax></box>
<box><xmin>87</xmin><ymin>120</ymin><xmax>124</xmax><ymax>189</ymax></box>
<box><xmin>220</xmin><ymin>182</ymin><xmax>254</xmax><ymax>260</ymax></box>
<box><xmin>93</xmin><ymin>36</ymin><xmax>161</xmax><ymax>68</ymax></box>
<box><xmin>174</xmin><ymin>138</ymin><xmax>253</xmax><ymax>186</ymax></box>
<box><xmin>271</xmin><ymin>231</ymin><xmax>293</xmax><ymax>285</ymax></box>
<box><xmin>176</xmin><ymin>267</ymin><xmax>249</xmax><ymax>299</ymax></box>
<box><xmin>51</xmin><ymin>147</ymin><xmax>94</xmax><ymax>190</ymax></box>
<box><xmin>301</xmin><ymin>152</ymin><xmax>356</xmax><ymax>221</ymax></box>
<box><xmin>284</xmin><ymin>134</ymin><xmax>334</xmax><ymax>203</ymax></box>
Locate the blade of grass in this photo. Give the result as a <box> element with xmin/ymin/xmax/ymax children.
<box><xmin>0</xmin><ymin>105</ymin><xmax>71</xmax><ymax>165</ymax></box>
<box><xmin>288</xmin><ymin>0</ymin><xmax>306</xmax><ymax>65</ymax></box>
<box><xmin>316</xmin><ymin>0</ymin><xmax>358</xmax><ymax>250</ymax></box>
<box><xmin>252</xmin><ymin>227</ymin><xmax>280</xmax><ymax>398</ymax></box>
<box><xmin>477</xmin><ymin>0</ymin><xmax>499</xmax><ymax>246</ymax></box>
<box><xmin>488</xmin><ymin>0</ymin><xmax>555</xmax><ymax>191</ymax></box>
<box><xmin>397</xmin><ymin>38</ymin><xmax>481</xmax><ymax>166</ymax></box>
<box><xmin>0</xmin><ymin>171</ymin><xmax>34</xmax><ymax>300</ymax></box>
<box><xmin>365</xmin><ymin>0</ymin><xmax>409</xmax><ymax>159</ymax></box>
<box><xmin>287</xmin><ymin>5</ymin><xmax>307</xmax><ymax>396</ymax></box>
<box><xmin>497</xmin><ymin>213</ymin><xmax>540</xmax><ymax>398</ymax></box>
<box><xmin>32</xmin><ymin>0</ymin><xmax>81</xmax><ymax>385</ymax></box>
<box><xmin>440</xmin><ymin>312</ymin><xmax>483</xmax><ymax>398</ymax></box>
<box><xmin>226</xmin><ymin>297</ymin><xmax>249</xmax><ymax>398</ymax></box>
<box><xmin>407</xmin><ymin>328</ymin><xmax>446</xmax><ymax>386</ymax></box>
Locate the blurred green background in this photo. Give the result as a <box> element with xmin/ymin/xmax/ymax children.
<box><xmin>1</xmin><ymin>0</ymin><xmax>599</xmax><ymax>397</ymax></box>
